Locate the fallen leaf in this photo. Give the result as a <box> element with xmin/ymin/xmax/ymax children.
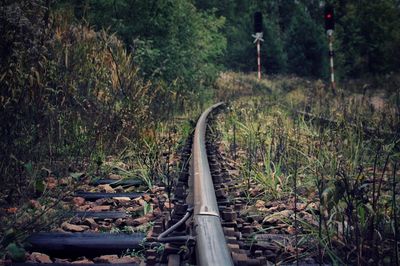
<box><xmin>93</xmin><ymin>255</ymin><xmax>119</xmax><ymax>263</ymax></box>
<box><xmin>114</xmin><ymin>186</ymin><xmax>125</xmax><ymax>193</ymax></box>
<box><xmin>46</xmin><ymin>176</ymin><xmax>58</xmax><ymax>189</ymax></box>
<box><xmin>133</xmin><ymin>197</ymin><xmax>146</xmax><ymax>206</ymax></box>
<box><xmin>58</xmin><ymin>176</ymin><xmax>72</xmax><ymax>186</ymax></box>
<box><xmin>72</xmin><ymin>197</ymin><xmax>86</xmax><ymax>207</ymax></box>
<box><xmin>61</xmin><ymin>222</ymin><xmax>88</xmax><ymax>232</ymax></box>
<box><xmin>6</xmin><ymin>208</ymin><xmax>18</xmax><ymax>214</ymax></box>
<box><xmin>54</xmin><ymin>258</ymin><xmax>70</xmax><ymax>263</ymax></box>
<box><xmin>70</xmin><ymin>172</ymin><xmax>85</xmax><ymax>180</ymax></box>
<box><xmin>286</xmin><ymin>226</ymin><xmax>296</xmax><ymax>234</ymax></box>
<box><xmin>89</xmin><ymin>205</ymin><xmax>111</xmax><ymax>212</ymax></box>
<box><xmin>163</xmin><ymin>202</ymin><xmax>174</xmax><ymax>210</ymax></box>
<box><xmin>255</xmin><ymin>200</ymin><xmax>266</xmax><ymax>210</ymax></box>
<box><xmin>76</xmin><ymin>205</ymin><xmax>90</xmax><ymax>211</ymax></box>
<box><xmin>113</xmin><ymin>197</ymin><xmax>131</xmax><ymax>203</ymax></box>
<box><xmin>119</xmin><ymin>256</ymin><xmax>141</xmax><ymax>264</ymax></box>
<box><xmin>29</xmin><ymin>200</ymin><xmax>41</xmax><ymax>209</ymax></box>
<box><xmin>98</xmin><ymin>184</ymin><xmax>115</xmax><ymax>193</ymax></box>
<box><xmin>126</xmin><ymin>213</ymin><xmax>154</xmax><ymax>226</ymax></box>
<box><xmin>83</xmin><ymin>218</ymin><xmax>99</xmax><ymax>230</ymax></box>
<box><xmin>108</xmin><ymin>174</ymin><xmax>123</xmax><ymax>180</ymax></box>
<box><xmin>142</xmin><ymin>194</ymin><xmax>152</xmax><ymax>202</ymax></box>
<box><xmin>150</xmin><ymin>186</ymin><xmax>164</xmax><ymax>193</ymax></box>
<box><xmin>263</xmin><ymin>210</ymin><xmax>294</xmax><ymax>224</ymax></box>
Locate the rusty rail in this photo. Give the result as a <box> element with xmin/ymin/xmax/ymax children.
<box><xmin>192</xmin><ymin>102</ymin><xmax>234</xmax><ymax>266</ymax></box>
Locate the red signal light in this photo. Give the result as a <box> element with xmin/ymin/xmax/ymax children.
<box><xmin>324</xmin><ymin>6</ymin><xmax>335</xmax><ymax>30</ymax></box>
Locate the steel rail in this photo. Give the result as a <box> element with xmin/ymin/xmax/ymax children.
<box><xmin>192</xmin><ymin>102</ymin><xmax>234</xmax><ymax>266</ymax></box>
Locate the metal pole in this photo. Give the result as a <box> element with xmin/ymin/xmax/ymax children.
<box><xmin>252</xmin><ymin>32</ymin><xmax>264</xmax><ymax>80</ymax></box>
<box><xmin>257</xmin><ymin>40</ymin><xmax>261</xmax><ymax>80</ymax></box>
<box><xmin>328</xmin><ymin>30</ymin><xmax>335</xmax><ymax>90</ymax></box>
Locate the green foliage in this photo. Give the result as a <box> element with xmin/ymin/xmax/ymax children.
<box><xmin>56</xmin><ymin>0</ymin><xmax>227</xmax><ymax>95</ymax></box>
<box><xmin>217</xmin><ymin>73</ymin><xmax>399</xmax><ymax>264</ymax></box>
<box><xmin>0</xmin><ymin>0</ymin><xmax>161</xmax><ymax>200</ymax></box>
<box><xmin>196</xmin><ymin>1</ymin><xmax>328</xmax><ymax>76</ymax></box>
<box><xmin>197</xmin><ymin>0</ymin><xmax>400</xmax><ymax>78</ymax></box>
<box><xmin>5</xmin><ymin>243</ymin><xmax>26</xmax><ymax>262</ymax></box>
<box><xmin>1</xmin><ymin>0</ymin><xmax>52</xmax><ymax>197</ymax></box>
<box><xmin>285</xmin><ymin>5</ymin><xmax>327</xmax><ymax>78</ymax></box>
<box><xmin>57</xmin><ymin>0</ymin><xmax>400</xmax><ymax>82</ymax></box>
<box><xmin>262</xmin><ymin>20</ymin><xmax>287</xmax><ymax>74</ymax></box>
<box><xmin>334</xmin><ymin>0</ymin><xmax>400</xmax><ymax>77</ymax></box>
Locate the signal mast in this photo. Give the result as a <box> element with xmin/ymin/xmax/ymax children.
<box><xmin>325</xmin><ymin>5</ymin><xmax>336</xmax><ymax>90</ymax></box>
<box><xmin>252</xmin><ymin>12</ymin><xmax>264</xmax><ymax>80</ymax></box>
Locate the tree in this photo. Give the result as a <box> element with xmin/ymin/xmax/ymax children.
<box><xmin>262</xmin><ymin>19</ymin><xmax>287</xmax><ymax>74</ymax></box>
<box><xmin>335</xmin><ymin>0</ymin><xmax>400</xmax><ymax>76</ymax></box>
<box><xmin>56</xmin><ymin>0</ymin><xmax>226</xmax><ymax>93</ymax></box>
<box><xmin>285</xmin><ymin>4</ymin><xmax>327</xmax><ymax>77</ymax></box>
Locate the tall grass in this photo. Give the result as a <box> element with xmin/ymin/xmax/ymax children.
<box><xmin>216</xmin><ymin>72</ymin><xmax>399</xmax><ymax>264</ymax></box>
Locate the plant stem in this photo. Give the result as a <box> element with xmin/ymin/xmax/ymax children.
<box><xmin>372</xmin><ymin>144</ymin><xmax>381</xmax><ymax>211</ymax></box>
<box><xmin>376</xmin><ymin>152</ymin><xmax>390</xmax><ymax>207</ymax></box>
<box><xmin>392</xmin><ymin>163</ymin><xmax>399</xmax><ymax>266</ymax></box>
<box><xmin>293</xmin><ymin>121</ymin><xmax>299</xmax><ymax>266</ymax></box>
<box><xmin>233</xmin><ymin>122</ymin><xmax>237</xmax><ymax>160</ymax></box>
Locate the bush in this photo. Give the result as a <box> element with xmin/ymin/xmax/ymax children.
<box><xmin>0</xmin><ymin>0</ymin><xmax>158</xmax><ymax>201</ymax></box>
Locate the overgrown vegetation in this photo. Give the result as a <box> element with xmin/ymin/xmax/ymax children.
<box><xmin>55</xmin><ymin>0</ymin><xmax>226</xmax><ymax>96</ymax></box>
<box><xmin>0</xmin><ymin>0</ymin><xmax>213</xmax><ymax>204</ymax></box>
<box><xmin>1</xmin><ymin>3</ymin><xmax>146</xmax><ymax>203</ymax></box>
<box><xmin>1</xmin><ymin>0</ymin><xmax>400</xmax><ymax>264</ymax></box>
<box><xmin>0</xmin><ymin>0</ymin><xmax>208</xmax><ymax>254</ymax></box>
<box><xmin>216</xmin><ymin>72</ymin><xmax>399</xmax><ymax>264</ymax></box>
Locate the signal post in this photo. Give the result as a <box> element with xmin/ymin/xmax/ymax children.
<box><xmin>253</xmin><ymin>12</ymin><xmax>264</xmax><ymax>80</ymax></box>
<box><xmin>325</xmin><ymin>5</ymin><xmax>336</xmax><ymax>90</ymax></box>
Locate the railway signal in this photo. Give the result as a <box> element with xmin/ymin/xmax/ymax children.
<box><xmin>325</xmin><ymin>5</ymin><xmax>336</xmax><ymax>90</ymax></box>
<box><xmin>254</xmin><ymin>11</ymin><xmax>263</xmax><ymax>33</ymax></box>
<box><xmin>324</xmin><ymin>5</ymin><xmax>335</xmax><ymax>31</ymax></box>
<box><xmin>252</xmin><ymin>12</ymin><xmax>264</xmax><ymax>80</ymax></box>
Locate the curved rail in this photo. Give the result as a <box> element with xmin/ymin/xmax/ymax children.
<box><xmin>192</xmin><ymin>102</ymin><xmax>234</xmax><ymax>266</ymax></box>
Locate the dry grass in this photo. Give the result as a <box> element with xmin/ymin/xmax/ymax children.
<box><xmin>215</xmin><ymin>72</ymin><xmax>399</xmax><ymax>264</ymax></box>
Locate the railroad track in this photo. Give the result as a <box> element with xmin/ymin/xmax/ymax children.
<box><xmin>9</xmin><ymin>103</ymin><xmax>272</xmax><ymax>265</ymax></box>
<box><xmin>149</xmin><ymin>102</ymin><xmax>267</xmax><ymax>265</ymax></box>
<box><xmin>192</xmin><ymin>102</ymin><xmax>233</xmax><ymax>266</ymax></box>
